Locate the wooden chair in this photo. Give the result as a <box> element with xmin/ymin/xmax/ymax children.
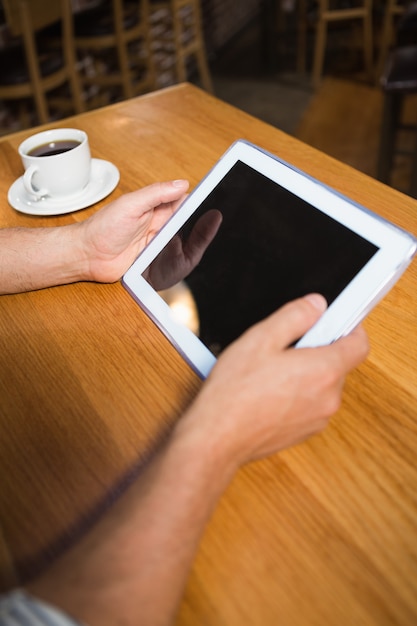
<box><xmin>0</xmin><ymin>0</ymin><xmax>84</xmax><ymax>130</ymax></box>
<box><xmin>375</xmin><ymin>0</ymin><xmax>407</xmax><ymax>82</ymax></box>
<box><xmin>297</xmin><ymin>0</ymin><xmax>374</xmax><ymax>88</ymax></box>
<box><xmin>71</xmin><ymin>0</ymin><xmax>157</xmax><ymax>104</ymax></box>
<box><xmin>150</xmin><ymin>0</ymin><xmax>213</xmax><ymax>93</ymax></box>
<box><xmin>374</xmin><ymin>0</ymin><xmax>417</xmax><ymax>81</ymax></box>
<box><xmin>377</xmin><ymin>3</ymin><xmax>417</xmax><ymax>197</ymax></box>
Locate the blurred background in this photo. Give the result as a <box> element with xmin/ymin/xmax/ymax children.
<box><xmin>1</xmin><ymin>0</ymin><xmax>416</xmax><ymax>197</ymax></box>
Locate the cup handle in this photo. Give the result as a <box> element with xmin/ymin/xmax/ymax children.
<box><xmin>23</xmin><ymin>165</ymin><xmax>48</xmax><ymax>200</ymax></box>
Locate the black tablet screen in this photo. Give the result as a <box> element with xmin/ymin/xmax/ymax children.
<box><xmin>144</xmin><ymin>161</ymin><xmax>379</xmax><ymax>355</ymax></box>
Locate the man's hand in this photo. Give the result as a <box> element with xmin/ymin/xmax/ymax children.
<box><xmin>0</xmin><ymin>180</ymin><xmax>194</xmax><ymax>294</ymax></box>
<box><xmin>179</xmin><ymin>294</ymin><xmax>370</xmax><ymax>471</ymax></box>
<box><xmin>79</xmin><ymin>180</ymin><xmax>191</xmax><ymax>283</ymax></box>
<box><xmin>25</xmin><ymin>295</ymin><xmax>369</xmax><ymax>626</ymax></box>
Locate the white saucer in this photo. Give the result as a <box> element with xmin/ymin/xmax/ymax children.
<box><xmin>8</xmin><ymin>158</ymin><xmax>120</xmax><ymax>216</ymax></box>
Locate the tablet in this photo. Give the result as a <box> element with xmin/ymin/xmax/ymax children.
<box><xmin>123</xmin><ymin>140</ymin><xmax>417</xmax><ymax>378</ymax></box>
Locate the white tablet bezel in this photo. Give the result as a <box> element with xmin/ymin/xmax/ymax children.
<box><xmin>123</xmin><ymin>140</ymin><xmax>417</xmax><ymax>378</ymax></box>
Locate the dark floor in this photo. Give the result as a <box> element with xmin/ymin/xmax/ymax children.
<box><xmin>206</xmin><ymin>14</ymin><xmax>371</xmax><ymax>135</ymax></box>
<box><xmin>209</xmin><ymin>16</ymin><xmax>313</xmax><ymax>135</ymax></box>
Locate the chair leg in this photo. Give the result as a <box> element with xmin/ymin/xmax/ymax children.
<box><xmin>62</xmin><ymin>0</ymin><xmax>85</xmax><ymax>113</ymax></box>
<box><xmin>375</xmin><ymin>19</ymin><xmax>393</xmax><ymax>83</ymax></box>
<box><xmin>194</xmin><ymin>42</ymin><xmax>213</xmax><ymax>93</ymax></box>
<box><xmin>142</xmin><ymin>0</ymin><xmax>158</xmax><ymax>92</ymax></box>
<box><xmin>363</xmin><ymin>6</ymin><xmax>374</xmax><ymax>81</ymax></box>
<box><xmin>297</xmin><ymin>0</ymin><xmax>307</xmax><ymax>75</ymax></box>
<box><xmin>17</xmin><ymin>100</ymin><xmax>33</xmax><ymax>130</ymax></box>
<box><xmin>375</xmin><ymin>0</ymin><xmax>403</xmax><ymax>84</ymax></box>
<box><xmin>171</xmin><ymin>0</ymin><xmax>213</xmax><ymax>93</ymax></box>
<box><xmin>409</xmin><ymin>127</ymin><xmax>417</xmax><ymax>198</ymax></box>
<box><xmin>190</xmin><ymin>0</ymin><xmax>213</xmax><ymax>93</ymax></box>
<box><xmin>377</xmin><ymin>91</ymin><xmax>402</xmax><ymax>184</ymax></box>
<box><xmin>172</xmin><ymin>11</ymin><xmax>188</xmax><ymax>85</ymax></box>
<box><xmin>20</xmin><ymin>0</ymin><xmax>49</xmax><ymax>123</ymax></box>
<box><xmin>312</xmin><ymin>17</ymin><xmax>327</xmax><ymax>89</ymax></box>
<box><xmin>114</xmin><ymin>0</ymin><xmax>134</xmax><ymax>99</ymax></box>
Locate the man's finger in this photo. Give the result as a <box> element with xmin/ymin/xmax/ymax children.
<box><xmin>256</xmin><ymin>294</ymin><xmax>328</xmax><ymax>349</ymax></box>
<box><xmin>123</xmin><ymin>180</ymin><xmax>190</xmax><ymax>214</ymax></box>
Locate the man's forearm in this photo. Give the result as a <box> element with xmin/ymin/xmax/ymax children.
<box><xmin>0</xmin><ymin>226</ymin><xmax>88</xmax><ymax>294</ymax></box>
<box><xmin>18</xmin><ymin>293</ymin><xmax>369</xmax><ymax>626</ymax></box>
<box><xmin>28</xmin><ymin>416</ymin><xmax>236</xmax><ymax>626</ymax></box>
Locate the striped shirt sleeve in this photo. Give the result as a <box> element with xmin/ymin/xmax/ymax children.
<box><xmin>0</xmin><ymin>590</ymin><xmax>84</xmax><ymax>626</ymax></box>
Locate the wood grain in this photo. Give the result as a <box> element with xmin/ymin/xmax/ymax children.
<box><xmin>0</xmin><ymin>83</ymin><xmax>416</xmax><ymax>625</ymax></box>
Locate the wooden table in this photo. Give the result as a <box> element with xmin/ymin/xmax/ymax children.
<box><xmin>1</xmin><ymin>83</ymin><xmax>417</xmax><ymax>626</ymax></box>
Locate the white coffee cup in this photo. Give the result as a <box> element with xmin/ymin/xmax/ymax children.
<box><xmin>18</xmin><ymin>128</ymin><xmax>91</xmax><ymax>201</ymax></box>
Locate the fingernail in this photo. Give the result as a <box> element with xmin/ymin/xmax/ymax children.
<box><xmin>304</xmin><ymin>293</ymin><xmax>327</xmax><ymax>312</ymax></box>
<box><xmin>172</xmin><ymin>179</ymin><xmax>188</xmax><ymax>187</ymax></box>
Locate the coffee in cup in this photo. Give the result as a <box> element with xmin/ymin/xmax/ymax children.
<box><xmin>18</xmin><ymin>128</ymin><xmax>91</xmax><ymax>201</ymax></box>
<box><xmin>27</xmin><ymin>140</ymin><xmax>82</xmax><ymax>158</ymax></box>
